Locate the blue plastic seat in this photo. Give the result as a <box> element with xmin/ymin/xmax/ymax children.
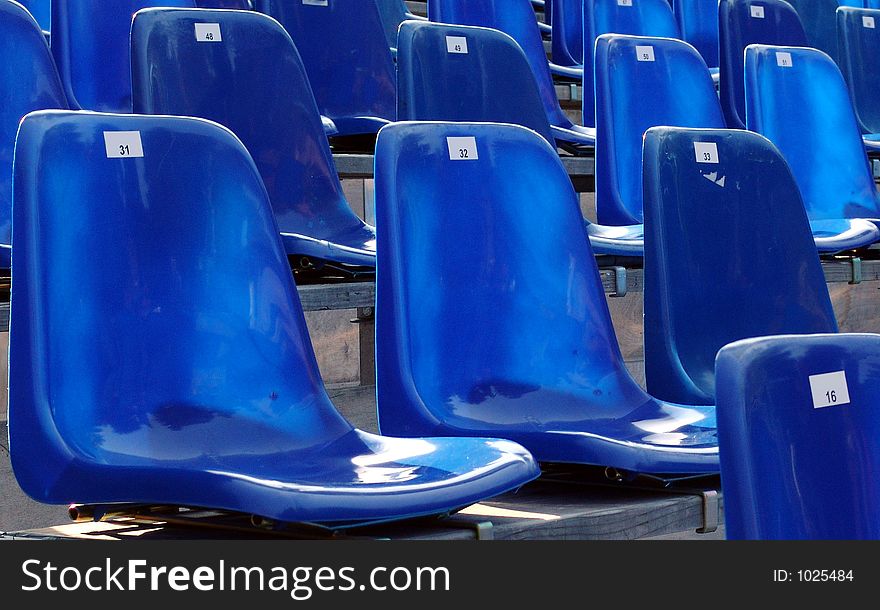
<box><xmin>868</xmin><ymin>0</ymin><xmax>880</xmax><ymax>8</ymax></box>
<box><xmin>673</xmin><ymin>0</ymin><xmax>721</xmax><ymax>70</ymax></box>
<box><xmin>429</xmin><ymin>0</ymin><xmax>595</xmax><ymax>149</ymax></box>
<box><xmin>718</xmin><ymin>0</ymin><xmax>807</xmax><ymax>130</ymax></box>
<box><xmin>375</xmin><ymin>0</ymin><xmax>426</xmax><ymax>50</ymax></box>
<box><xmin>375</xmin><ymin>121</ymin><xmax>719</xmax><ymax>474</ymax></box>
<box><xmin>131</xmin><ymin>8</ymin><xmax>375</xmax><ymax>270</ymax></box>
<box><xmin>51</xmin><ymin>0</ymin><xmax>196</xmax><ymax>113</ymax></box>
<box><xmin>0</xmin><ymin>1</ymin><xmax>71</xmax><ymax>270</ymax></box>
<box><xmin>745</xmin><ymin>44</ymin><xmax>880</xmax><ymax>225</ymax></box>
<box><xmin>595</xmin><ymin>35</ymin><xmax>724</xmax><ymax>226</ymax></box>
<box><xmin>837</xmin><ymin>7</ymin><xmax>880</xmax><ymax>134</ymax></box>
<box><xmin>550</xmin><ymin>0</ymin><xmax>583</xmax><ymax>68</ymax></box>
<box><xmin>786</xmin><ymin>0</ymin><xmax>861</xmax><ymax>64</ymax></box>
<box><xmin>254</xmin><ymin>0</ymin><xmax>395</xmax><ymax>137</ymax></box>
<box><xmin>582</xmin><ymin>0</ymin><xmax>681</xmax><ymax>129</ymax></box>
<box><xmin>642</xmin><ymin>127</ymin><xmax>846</xmax><ymax>406</ymax></box>
<box><xmin>9</xmin><ymin>110</ymin><xmax>539</xmax><ymax>525</ymax></box>
<box><xmin>716</xmin><ymin>333</ymin><xmax>880</xmax><ymax>539</ymax></box>
<box><xmin>17</xmin><ymin>0</ymin><xmax>49</xmax><ymax>31</ymax></box>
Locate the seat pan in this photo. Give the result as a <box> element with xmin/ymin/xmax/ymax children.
<box><xmin>585</xmin><ymin>221</ymin><xmax>644</xmax><ymax>256</ymax></box>
<box><xmin>14</xmin><ymin>427</ymin><xmax>538</xmax><ymax>524</ymax></box>
<box><xmin>326</xmin><ymin>116</ymin><xmax>392</xmax><ymax>137</ymax></box>
<box><xmin>810</xmin><ymin>218</ymin><xmax>880</xmax><ymax>252</ymax></box>
<box><xmin>549</xmin><ymin>62</ymin><xmax>583</xmax><ymax>80</ymax></box>
<box><xmin>282</xmin><ymin>223</ymin><xmax>376</xmax><ymax>267</ymax></box>
<box><xmin>551</xmin><ymin>123</ymin><xmax>596</xmax><ymax>147</ymax></box>
<box><xmin>0</xmin><ymin>244</ymin><xmax>9</xmax><ymax>269</ymax></box>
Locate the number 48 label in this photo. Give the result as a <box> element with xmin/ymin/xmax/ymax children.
<box><xmin>446</xmin><ymin>137</ymin><xmax>478</xmax><ymax>161</ymax></box>
<box><xmin>809</xmin><ymin>370</ymin><xmax>851</xmax><ymax>409</ymax></box>
<box><xmin>104</xmin><ymin>131</ymin><xmax>144</xmax><ymax>159</ymax></box>
<box><xmin>195</xmin><ymin>23</ymin><xmax>222</xmax><ymax>42</ymax></box>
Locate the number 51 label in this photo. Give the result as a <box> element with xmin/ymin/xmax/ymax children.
<box><xmin>809</xmin><ymin>370</ymin><xmax>851</xmax><ymax>409</ymax></box>
<box><xmin>104</xmin><ymin>131</ymin><xmax>144</xmax><ymax>159</ymax></box>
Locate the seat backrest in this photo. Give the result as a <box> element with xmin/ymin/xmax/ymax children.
<box><xmin>131</xmin><ymin>8</ymin><xmax>366</xmax><ymax>245</ymax></box>
<box><xmin>868</xmin><ymin>0</ymin><xmax>880</xmax><ymax>8</ymax></box>
<box><xmin>551</xmin><ymin>0</ymin><xmax>583</xmax><ymax>67</ymax></box>
<box><xmin>396</xmin><ymin>21</ymin><xmax>556</xmax><ymax>145</ymax></box>
<box><xmin>429</xmin><ymin>0</ymin><xmax>574</xmax><ymax>129</ymax></box>
<box><xmin>643</xmin><ymin>127</ymin><xmax>837</xmax><ymax>405</ymax></box>
<box><xmin>17</xmin><ymin>0</ymin><xmax>49</xmax><ymax>30</ymax></box>
<box><xmin>718</xmin><ymin>0</ymin><xmax>807</xmax><ymax>129</ymax></box>
<box><xmin>673</xmin><ymin>0</ymin><xmax>720</xmax><ymax>68</ymax></box>
<box><xmin>745</xmin><ymin>44</ymin><xmax>880</xmax><ymax>220</ymax></box>
<box><xmin>375</xmin><ymin>121</ymin><xmax>645</xmax><ymax>434</ymax></box>
<box><xmin>51</xmin><ymin>0</ymin><xmax>196</xmax><ymax>112</ymax></box>
<box><xmin>595</xmin><ymin>34</ymin><xmax>723</xmax><ymax>226</ymax></box>
<box><xmin>716</xmin><ymin>333</ymin><xmax>880</xmax><ymax>539</ymax></box>
<box><xmin>10</xmin><ymin>111</ymin><xmax>353</xmax><ymax>495</ymax></box>
<box><xmin>582</xmin><ymin>0</ymin><xmax>680</xmax><ymax>128</ymax></box>
<box><xmin>375</xmin><ymin>0</ymin><xmax>415</xmax><ymax>48</ymax></box>
<box><xmin>786</xmin><ymin>0</ymin><xmax>859</xmax><ymax>64</ymax></box>
<box><xmin>837</xmin><ymin>6</ymin><xmax>880</xmax><ymax>133</ymax></box>
<box><xmin>0</xmin><ymin>1</ymin><xmax>69</xmax><ymax>249</ymax></box>
<box><xmin>254</xmin><ymin>0</ymin><xmax>395</xmax><ymax>133</ymax></box>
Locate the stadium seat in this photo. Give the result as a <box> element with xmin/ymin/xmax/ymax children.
<box><xmin>718</xmin><ymin>0</ymin><xmax>807</xmax><ymax>130</ymax></box>
<box><xmin>17</xmin><ymin>0</ymin><xmax>48</xmax><ymax>31</ymax></box>
<box><xmin>716</xmin><ymin>333</ymin><xmax>880</xmax><ymax>539</ymax></box>
<box><xmin>374</xmin><ymin>121</ymin><xmax>719</xmax><ymax>475</ymax></box>
<box><xmin>429</xmin><ymin>0</ymin><xmax>595</xmax><ymax>150</ymax></box>
<box><xmin>582</xmin><ymin>0</ymin><xmax>681</xmax><ymax>129</ymax></box>
<box><xmin>673</xmin><ymin>0</ymin><xmax>721</xmax><ymax>71</ymax></box>
<box><xmin>8</xmin><ymin>110</ymin><xmax>540</xmax><ymax>525</ymax></box>
<box><xmin>0</xmin><ymin>1</ymin><xmax>71</xmax><ymax>270</ymax></box>
<box><xmin>51</xmin><ymin>0</ymin><xmax>196</xmax><ymax>113</ymax></box>
<box><xmin>745</xmin><ymin>44</ymin><xmax>880</xmax><ymax>225</ymax></box>
<box><xmin>837</xmin><ymin>7</ymin><xmax>880</xmax><ymax>134</ymax></box>
<box><xmin>642</xmin><ymin>127</ymin><xmax>846</xmax><ymax>405</ymax></box>
<box><xmin>396</xmin><ymin>22</ymin><xmax>643</xmax><ymax>255</ymax></box>
<box><xmin>375</xmin><ymin>0</ymin><xmax>426</xmax><ymax>50</ymax></box>
<box><xmin>867</xmin><ymin>0</ymin><xmax>880</xmax><ymax>8</ymax></box>
<box><xmin>550</xmin><ymin>0</ymin><xmax>583</xmax><ymax>68</ymax></box>
<box><xmin>131</xmin><ymin>8</ymin><xmax>376</xmax><ymax>271</ymax></box>
<box><xmin>255</xmin><ymin>0</ymin><xmax>395</xmax><ymax>137</ymax></box>
<box><xmin>595</xmin><ymin>35</ymin><xmax>724</xmax><ymax>226</ymax></box>
<box><xmin>786</xmin><ymin>0</ymin><xmax>861</xmax><ymax>64</ymax></box>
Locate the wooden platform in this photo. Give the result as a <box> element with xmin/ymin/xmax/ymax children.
<box><xmin>2</xmin><ymin>478</ymin><xmax>722</xmax><ymax>541</ymax></box>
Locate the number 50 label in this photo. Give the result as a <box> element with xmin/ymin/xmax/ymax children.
<box><xmin>809</xmin><ymin>370</ymin><xmax>851</xmax><ymax>409</ymax></box>
<box><xmin>104</xmin><ymin>131</ymin><xmax>144</xmax><ymax>159</ymax></box>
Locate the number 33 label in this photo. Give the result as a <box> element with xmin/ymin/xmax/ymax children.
<box><xmin>809</xmin><ymin>370</ymin><xmax>851</xmax><ymax>409</ymax></box>
<box><xmin>693</xmin><ymin>142</ymin><xmax>719</xmax><ymax>164</ymax></box>
<box><xmin>104</xmin><ymin>131</ymin><xmax>144</xmax><ymax>159</ymax></box>
<box><xmin>447</xmin><ymin>137</ymin><xmax>478</xmax><ymax>161</ymax></box>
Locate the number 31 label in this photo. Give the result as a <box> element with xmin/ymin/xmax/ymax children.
<box><xmin>447</xmin><ymin>136</ymin><xmax>478</xmax><ymax>161</ymax></box>
<box><xmin>809</xmin><ymin>370</ymin><xmax>851</xmax><ymax>409</ymax></box>
<box><xmin>104</xmin><ymin>131</ymin><xmax>144</xmax><ymax>159</ymax></box>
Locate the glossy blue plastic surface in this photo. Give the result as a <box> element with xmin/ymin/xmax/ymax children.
<box><xmin>716</xmin><ymin>333</ymin><xmax>880</xmax><ymax>539</ymax></box>
<box><xmin>429</xmin><ymin>0</ymin><xmax>595</xmax><ymax>148</ymax></box>
<box><xmin>0</xmin><ymin>1</ymin><xmax>70</xmax><ymax>269</ymax></box>
<box><xmin>131</xmin><ymin>8</ymin><xmax>375</xmax><ymax>268</ymax></box>
<box><xmin>551</xmin><ymin>0</ymin><xmax>583</xmax><ymax>67</ymax></box>
<box><xmin>673</xmin><ymin>0</ymin><xmax>720</xmax><ymax>68</ymax></box>
<box><xmin>396</xmin><ymin>21</ymin><xmax>557</xmax><ymax>146</ymax></box>
<box><xmin>868</xmin><ymin>0</ymin><xmax>880</xmax><ymax>8</ymax></box>
<box><xmin>718</xmin><ymin>0</ymin><xmax>807</xmax><ymax>129</ymax></box>
<box><xmin>375</xmin><ymin>0</ymin><xmax>425</xmax><ymax>49</ymax></box>
<box><xmin>582</xmin><ymin>0</ymin><xmax>680</xmax><ymax>129</ymax></box>
<box><xmin>255</xmin><ymin>0</ymin><xmax>395</xmax><ymax>137</ymax></box>
<box><xmin>17</xmin><ymin>0</ymin><xmax>48</xmax><ymax>30</ymax></box>
<box><xmin>595</xmin><ymin>35</ymin><xmax>723</xmax><ymax>226</ymax></box>
<box><xmin>745</xmin><ymin>44</ymin><xmax>880</xmax><ymax>223</ymax></box>
<box><xmin>643</xmin><ymin>127</ymin><xmax>842</xmax><ymax>406</ymax></box>
<box><xmin>374</xmin><ymin>121</ymin><xmax>719</xmax><ymax>474</ymax></box>
<box><xmin>8</xmin><ymin>110</ymin><xmax>539</xmax><ymax>524</ymax></box>
<box><xmin>51</xmin><ymin>0</ymin><xmax>196</xmax><ymax>113</ymax></box>
<box><xmin>837</xmin><ymin>7</ymin><xmax>880</xmax><ymax>134</ymax></box>
<box><xmin>786</xmin><ymin>0</ymin><xmax>860</xmax><ymax>64</ymax></box>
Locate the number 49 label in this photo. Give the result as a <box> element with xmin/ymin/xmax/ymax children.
<box><xmin>809</xmin><ymin>370</ymin><xmax>851</xmax><ymax>409</ymax></box>
<box><xmin>104</xmin><ymin>131</ymin><xmax>144</xmax><ymax>159</ymax></box>
<box><xmin>447</xmin><ymin>136</ymin><xmax>478</xmax><ymax>161</ymax></box>
<box><xmin>446</xmin><ymin>36</ymin><xmax>468</xmax><ymax>54</ymax></box>
<box><xmin>195</xmin><ymin>23</ymin><xmax>222</xmax><ymax>42</ymax></box>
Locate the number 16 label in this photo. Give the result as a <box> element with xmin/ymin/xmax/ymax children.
<box><xmin>104</xmin><ymin>131</ymin><xmax>144</xmax><ymax>159</ymax></box>
<box><xmin>809</xmin><ymin>370</ymin><xmax>851</xmax><ymax>409</ymax></box>
<box><xmin>447</xmin><ymin>136</ymin><xmax>478</xmax><ymax>161</ymax></box>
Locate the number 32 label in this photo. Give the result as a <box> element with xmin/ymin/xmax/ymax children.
<box><xmin>809</xmin><ymin>370</ymin><xmax>851</xmax><ymax>409</ymax></box>
<box><xmin>104</xmin><ymin>131</ymin><xmax>144</xmax><ymax>159</ymax></box>
<box><xmin>447</xmin><ymin>137</ymin><xmax>478</xmax><ymax>161</ymax></box>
